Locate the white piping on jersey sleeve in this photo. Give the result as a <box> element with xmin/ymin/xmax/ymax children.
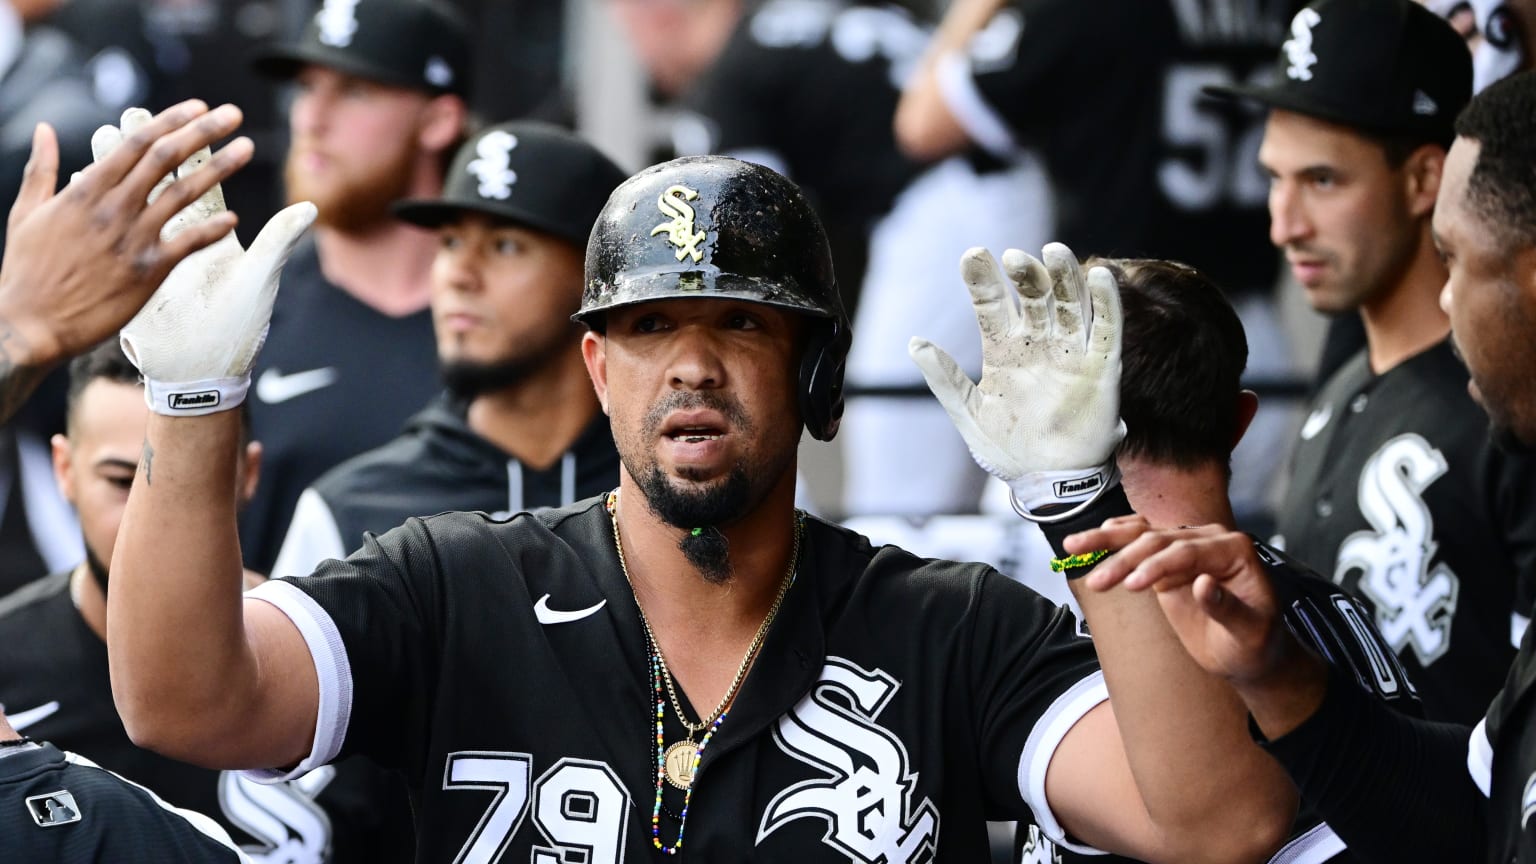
<box><xmin>271</xmin><ymin>488</ymin><xmax>346</xmax><ymax>578</ymax></box>
<box><xmin>935</xmin><ymin>49</ymin><xmax>1022</xmax><ymax>160</ymax></box>
<box><xmin>1018</xmin><ymin>670</ymin><xmax>1110</xmax><ymax>855</ymax></box>
<box><xmin>63</xmin><ymin>750</ymin><xmax>255</xmax><ymax>862</ymax></box>
<box><xmin>1266</xmin><ymin>821</ymin><xmax>1345</xmax><ymax>864</ymax></box>
<box><xmin>1469</xmin><ymin>718</ymin><xmax>1494</xmax><ymax>797</ymax></box>
<box><xmin>1513</xmin><ymin>612</ymin><xmax>1530</xmax><ymax>650</ymax></box>
<box><xmin>241</xmin><ymin>580</ymin><xmax>353</xmax><ymax>784</ymax></box>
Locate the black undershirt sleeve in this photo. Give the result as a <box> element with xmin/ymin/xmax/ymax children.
<box><xmin>1256</xmin><ymin>664</ymin><xmax>1485</xmax><ymax>863</ymax></box>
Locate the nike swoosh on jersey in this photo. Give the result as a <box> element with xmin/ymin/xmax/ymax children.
<box><xmin>256</xmin><ymin>367</ymin><xmax>339</xmax><ymax>404</ymax></box>
<box><xmin>1300</xmin><ymin>403</ymin><xmax>1332</xmax><ymax>440</ymax></box>
<box><xmin>7</xmin><ymin>700</ymin><xmax>60</xmax><ymax>731</ymax></box>
<box><xmin>533</xmin><ymin>594</ymin><xmax>607</xmax><ymax>625</ymax></box>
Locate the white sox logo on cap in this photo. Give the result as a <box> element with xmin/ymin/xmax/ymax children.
<box><xmin>316</xmin><ymin>0</ymin><xmax>361</xmax><ymax>48</ymax></box>
<box><xmin>1284</xmin><ymin>8</ymin><xmax>1322</xmax><ymax>81</ymax></box>
<box><xmin>467</xmin><ymin>131</ymin><xmax>518</xmax><ymax>200</ymax></box>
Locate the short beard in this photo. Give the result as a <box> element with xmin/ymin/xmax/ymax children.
<box><xmin>440</xmin><ymin>357</ymin><xmax>538</xmax><ymax>399</ymax></box>
<box><xmin>637</xmin><ymin>463</ymin><xmax>751</xmax><ymax>585</ymax></box>
<box><xmin>85</xmin><ymin>546</ymin><xmax>109</xmax><ymax>598</ymax></box>
<box><xmin>284</xmin><ymin>145</ymin><xmax>417</xmax><ymax>233</ymax></box>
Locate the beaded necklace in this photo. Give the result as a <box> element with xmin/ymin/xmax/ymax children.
<box><xmin>606</xmin><ymin>490</ymin><xmax>802</xmax><ymax>854</ymax></box>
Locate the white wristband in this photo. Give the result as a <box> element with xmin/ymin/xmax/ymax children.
<box><xmin>1007</xmin><ymin>463</ymin><xmax>1120</xmax><ymax>524</ymax></box>
<box><xmin>142</xmin><ymin>374</ymin><xmax>251</xmax><ymax>416</ymax></box>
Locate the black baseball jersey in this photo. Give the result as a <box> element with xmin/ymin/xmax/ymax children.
<box><xmin>677</xmin><ymin>0</ymin><xmax>930</xmax><ymax>308</ymax></box>
<box><xmin>1473</xmin><ymin>619</ymin><xmax>1536</xmax><ymax>863</ymax></box>
<box><xmin>0</xmin><ymin>572</ymin><xmax>414</xmax><ymax>864</ymax></box>
<box><xmin>272</xmin><ymin>394</ymin><xmax>618</xmax><ymax>576</ymax></box>
<box><xmin>1015</xmin><ymin>538</ymin><xmax>1423</xmax><ymax>864</ymax></box>
<box><xmin>239</xmin><ymin>238</ymin><xmax>441</xmax><ymax>574</ymax></box>
<box><xmin>948</xmin><ymin>0</ymin><xmax>1297</xmax><ymax>293</ymax></box>
<box><xmin>0</xmin><ymin>742</ymin><xmax>248</xmax><ymax>863</ymax></box>
<box><xmin>245</xmin><ymin>498</ymin><xmax>1108</xmax><ymax>861</ymax></box>
<box><xmin>1275</xmin><ymin>341</ymin><xmax>1536</xmax><ymax>723</ymax></box>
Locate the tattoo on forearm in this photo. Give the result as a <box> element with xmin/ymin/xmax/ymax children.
<box><xmin>0</xmin><ymin>321</ymin><xmax>43</xmax><ymax>426</ymax></box>
<box><xmin>141</xmin><ymin>440</ymin><xmax>155</xmax><ymax>486</ymax></box>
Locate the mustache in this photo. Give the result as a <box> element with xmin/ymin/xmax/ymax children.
<box><xmin>642</xmin><ymin>390</ymin><xmax>751</xmax><ymax>437</ymax></box>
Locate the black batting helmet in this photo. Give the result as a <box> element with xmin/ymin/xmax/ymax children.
<box><xmin>574</xmin><ymin>156</ymin><xmax>851</xmax><ymax>441</ymax></box>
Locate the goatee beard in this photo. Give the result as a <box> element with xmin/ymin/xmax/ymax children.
<box><xmin>440</xmin><ymin>357</ymin><xmax>538</xmax><ymax>399</ymax></box>
<box><xmin>637</xmin><ymin>464</ymin><xmax>751</xmax><ymax>585</ymax></box>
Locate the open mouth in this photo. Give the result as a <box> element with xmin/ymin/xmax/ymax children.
<box><xmin>670</xmin><ymin>425</ymin><xmax>725</xmax><ymax>444</ymax></box>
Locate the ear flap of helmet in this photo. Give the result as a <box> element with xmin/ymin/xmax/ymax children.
<box><xmin>799</xmin><ymin>315</ymin><xmax>851</xmax><ymax>441</ymax></box>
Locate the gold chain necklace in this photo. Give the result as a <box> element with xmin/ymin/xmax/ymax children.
<box><xmin>607</xmin><ymin>490</ymin><xmax>801</xmax><ymax>790</ymax></box>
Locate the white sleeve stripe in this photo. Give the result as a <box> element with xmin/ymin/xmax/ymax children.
<box><xmin>935</xmin><ymin>49</ymin><xmax>1021</xmax><ymax>159</ymax></box>
<box><xmin>1512</xmin><ymin>612</ymin><xmax>1530</xmax><ymax>650</ymax></box>
<box><xmin>241</xmin><ymin>580</ymin><xmax>352</xmax><ymax>784</ymax></box>
<box><xmin>1469</xmin><ymin>719</ymin><xmax>1494</xmax><ymax>797</ymax></box>
<box><xmin>1266</xmin><ymin>821</ymin><xmax>1345</xmax><ymax>864</ymax></box>
<box><xmin>62</xmin><ymin>750</ymin><xmax>254</xmax><ymax>862</ymax></box>
<box><xmin>1019</xmin><ymin>670</ymin><xmax>1110</xmax><ymax>856</ymax></box>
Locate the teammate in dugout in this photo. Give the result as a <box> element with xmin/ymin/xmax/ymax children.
<box><xmin>101</xmin><ymin>131</ymin><xmax>1298</xmax><ymax>858</ymax></box>
<box><xmin>271</xmin><ymin>121</ymin><xmax>625</xmax><ymax>577</ymax></box>
<box><xmin>1007</xmin><ymin>259</ymin><xmax>1419</xmax><ymax>864</ymax></box>
<box><xmin>1208</xmin><ymin>0</ymin><xmax>1536</xmax><ymax>725</ymax></box>
<box><xmin>1071</xmin><ymin>71</ymin><xmax>1536</xmax><ymax>863</ymax></box>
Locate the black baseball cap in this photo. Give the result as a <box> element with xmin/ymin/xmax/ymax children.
<box><xmin>251</xmin><ymin>0</ymin><xmax>471</xmax><ymax>98</ymax></box>
<box><xmin>1206</xmin><ymin>0</ymin><xmax>1471</xmax><ymax>142</ymax></box>
<box><xmin>393</xmin><ymin>122</ymin><xmax>629</xmax><ymax>249</ymax></box>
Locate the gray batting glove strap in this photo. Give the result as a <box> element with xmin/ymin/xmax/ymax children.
<box><xmin>910</xmin><ymin>242</ymin><xmax>1125</xmax><ymax>522</ymax></box>
<box><xmin>88</xmin><ymin>107</ymin><xmax>316</xmax><ymax>416</ymax></box>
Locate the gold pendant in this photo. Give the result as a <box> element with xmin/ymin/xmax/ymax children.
<box><xmin>663</xmin><ymin>740</ymin><xmax>699</xmax><ymax>790</ymax></box>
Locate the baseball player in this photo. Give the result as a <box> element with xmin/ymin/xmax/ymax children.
<box><xmin>272</xmin><ymin>122</ymin><xmax>626</xmax><ymax>576</ymax></box>
<box><xmin>1006</xmin><ymin>258</ymin><xmax>1419</xmax><ymax>863</ymax></box>
<box><xmin>1209</xmin><ymin>0</ymin><xmax>1536</xmax><ymax>723</ymax></box>
<box><xmin>0</xmin><ymin>340</ymin><xmax>414</xmax><ymax>863</ymax></box>
<box><xmin>238</xmin><ymin>0</ymin><xmax>473</xmax><ymax>575</ymax></box>
<box><xmin>103</xmin><ymin>142</ymin><xmax>1295</xmax><ymax>860</ymax></box>
<box><xmin>1080</xmin><ymin>70</ymin><xmax>1536</xmax><ymax>864</ymax></box>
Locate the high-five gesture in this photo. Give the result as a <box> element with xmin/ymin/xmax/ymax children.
<box><xmin>910</xmin><ymin>243</ymin><xmax>1124</xmax><ymax>520</ymax></box>
<box><xmin>99</xmin><ymin>107</ymin><xmax>317</xmax><ymax>417</ymax></box>
<box><xmin>1070</xmin><ymin>518</ymin><xmax>1329</xmax><ymax>736</ymax></box>
<box><xmin>0</xmin><ymin>101</ymin><xmax>255</xmax><ymax>422</ymax></box>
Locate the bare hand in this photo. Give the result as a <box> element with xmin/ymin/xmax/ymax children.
<box><xmin>0</xmin><ymin>100</ymin><xmax>253</xmax><ymax>420</ymax></box>
<box><xmin>1068</xmin><ymin>518</ymin><xmax>1289</xmax><ymax>686</ymax></box>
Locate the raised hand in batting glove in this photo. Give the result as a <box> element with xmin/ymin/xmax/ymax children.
<box><xmin>95</xmin><ymin>107</ymin><xmax>317</xmax><ymax>416</ymax></box>
<box><xmin>909</xmin><ymin>243</ymin><xmax>1124</xmax><ymax>521</ymax></box>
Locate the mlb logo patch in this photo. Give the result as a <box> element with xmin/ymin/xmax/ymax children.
<box><xmin>26</xmin><ymin>789</ymin><xmax>81</xmax><ymax>828</ymax></box>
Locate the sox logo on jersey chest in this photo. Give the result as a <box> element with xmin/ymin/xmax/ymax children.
<box><xmin>1335</xmin><ymin>433</ymin><xmax>1460</xmax><ymax>666</ymax></box>
<box><xmin>757</xmin><ymin>656</ymin><xmax>940</xmax><ymax>862</ymax></box>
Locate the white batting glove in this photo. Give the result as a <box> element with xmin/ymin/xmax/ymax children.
<box><xmin>909</xmin><ymin>243</ymin><xmax>1124</xmax><ymax>522</ymax></box>
<box><xmin>93</xmin><ymin>107</ymin><xmax>317</xmax><ymax>416</ymax></box>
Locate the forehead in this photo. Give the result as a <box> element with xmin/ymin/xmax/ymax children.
<box><xmin>1258</xmin><ymin>110</ymin><xmax>1382</xmax><ymax>170</ymax></box>
<box><xmin>70</xmin><ymin>380</ymin><xmax>146</xmax><ymax>443</ymax></box>
<box><xmin>1432</xmin><ymin>138</ymin><xmax>1482</xmax><ymax>244</ymax></box>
